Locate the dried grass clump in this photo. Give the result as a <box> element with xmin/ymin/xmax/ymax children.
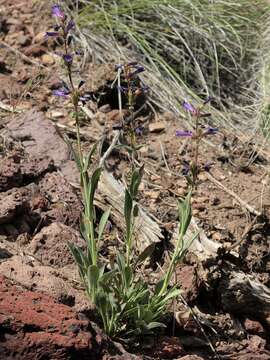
<box><xmin>64</xmin><ymin>0</ymin><xmax>269</xmax><ymax>134</ymax></box>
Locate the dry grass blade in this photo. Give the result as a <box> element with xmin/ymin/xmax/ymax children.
<box><xmin>64</xmin><ymin>0</ymin><xmax>268</xmax><ymax>139</ymax></box>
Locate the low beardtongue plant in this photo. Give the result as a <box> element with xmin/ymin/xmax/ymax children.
<box><xmin>48</xmin><ymin>4</ymin><xmax>195</xmax><ymax>340</ymax></box>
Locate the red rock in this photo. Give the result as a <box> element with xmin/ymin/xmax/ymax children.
<box><xmin>6</xmin><ymin>110</ymin><xmax>70</xmax><ymax>167</ymax></box>
<box><xmin>152</xmin><ymin>336</ymin><xmax>185</xmax><ymax>359</ymax></box>
<box><xmin>175</xmin><ymin>264</ymin><xmax>200</xmax><ymax>302</ymax></box>
<box><xmin>0</xmin><ymin>276</ymin><xmax>107</xmax><ymax>359</ymax></box>
<box><xmin>27</xmin><ymin>222</ymin><xmax>85</xmax><ymax>267</ymax></box>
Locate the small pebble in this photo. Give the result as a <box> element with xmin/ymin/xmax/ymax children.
<box><xmin>41</xmin><ymin>54</ymin><xmax>55</xmax><ymax>65</ymax></box>
<box><xmin>149</xmin><ymin>121</ymin><xmax>166</xmax><ymax>133</ymax></box>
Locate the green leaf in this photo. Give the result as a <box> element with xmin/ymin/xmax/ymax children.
<box><xmin>133</xmin><ymin>204</ymin><xmax>139</xmax><ymax>217</ymax></box>
<box><xmin>87</xmin><ymin>264</ymin><xmax>100</xmax><ymax>292</ymax></box>
<box><xmin>68</xmin><ymin>242</ymin><xmax>82</xmax><ymax>266</ymax></box>
<box><xmin>68</xmin><ymin>243</ymin><xmax>88</xmax><ymax>269</ymax></box>
<box><xmin>146</xmin><ymin>321</ymin><xmax>166</xmax><ymax>330</ymax></box>
<box><xmin>80</xmin><ymin>215</ymin><xmax>88</xmax><ymax>242</ymax></box>
<box><xmin>98</xmin><ymin>207</ymin><xmax>111</xmax><ymax>244</ymax></box>
<box><xmin>83</xmin><ymin>143</ymin><xmax>98</xmax><ymax>173</ymax></box>
<box><xmin>135</xmin><ymin>243</ymin><xmax>155</xmax><ymax>266</ymax></box>
<box><xmin>124</xmin><ymin>189</ymin><xmax>133</xmax><ymax>240</ymax></box>
<box><xmin>124</xmin><ymin>266</ymin><xmax>133</xmax><ymax>288</ymax></box>
<box><xmin>134</xmin><ymin>144</ymin><xmax>144</xmax><ymax>151</ymax></box>
<box><xmin>154</xmin><ymin>279</ymin><xmax>165</xmax><ymax>295</ymax></box>
<box><xmin>178</xmin><ymin>190</ymin><xmax>192</xmax><ymax>237</ymax></box>
<box><xmin>162</xmin><ymin>287</ymin><xmax>181</xmax><ymax>302</ymax></box>
<box><xmin>89</xmin><ymin>167</ymin><xmax>102</xmax><ymax>219</ymax></box>
<box><xmin>95</xmin><ymin>291</ymin><xmax>109</xmax><ymax>316</ymax></box>
<box><xmin>100</xmin><ymin>269</ymin><xmax>117</xmax><ymax>285</ymax></box>
<box><xmin>176</xmin><ymin>231</ymin><xmax>199</xmax><ymax>262</ymax></box>
<box><xmin>116</xmin><ymin>253</ymin><xmax>126</xmax><ymax>274</ymax></box>
<box><xmin>130</xmin><ymin>165</ymin><xmax>144</xmax><ymax>198</ymax></box>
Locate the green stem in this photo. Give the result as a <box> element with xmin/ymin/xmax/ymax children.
<box><xmin>193</xmin><ymin>113</ymin><xmax>200</xmax><ymax>187</ymax></box>
<box><xmin>75</xmin><ymin>104</ymin><xmax>83</xmax><ymax>168</ymax></box>
<box><xmin>158</xmin><ymin>230</ymin><xmax>184</xmax><ymax>297</ymax></box>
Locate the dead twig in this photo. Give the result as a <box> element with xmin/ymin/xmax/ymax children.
<box><xmin>225</xmin><ymin>216</ymin><xmax>258</xmax><ymax>252</ymax></box>
<box><xmin>206</xmin><ymin>172</ymin><xmax>261</xmax><ymax>216</ymax></box>
<box><xmin>53</xmin><ymin>121</ymin><xmax>97</xmax><ymax>141</ymax></box>
<box><xmin>0</xmin><ymin>101</ymin><xmax>23</xmax><ymax>113</ymax></box>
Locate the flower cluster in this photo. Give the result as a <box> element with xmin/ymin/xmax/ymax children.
<box><xmin>176</xmin><ymin>99</ymin><xmax>218</xmax><ymax>139</ymax></box>
<box><xmin>46</xmin><ymin>5</ymin><xmax>91</xmax><ymax>107</ymax></box>
<box><xmin>46</xmin><ymin>5</ymin><xmax>75</xmax><ymax>64</ymax></box>
<box><xmin>176</xmin><ymin>98</ymin><xmax>218</xmax><ymax>184</ymax></box>
<box><xmin>115</xmin><ymin>61</ymin><xmax>149</xmax><ymax>107</ymax></box>
<box><xmin>113</xmin><ymin>61</ymin><xmax>149</xmax><ymax>148</ymax></box>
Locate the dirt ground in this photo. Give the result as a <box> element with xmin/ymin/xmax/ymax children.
<box><xmin>0</xmin><ymin>1</ymin><xmax>270</xmax><ymax>359</ymax></box>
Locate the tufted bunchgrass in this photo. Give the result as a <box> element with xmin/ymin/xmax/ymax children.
<box><xmin>64</xmin><ymin>0</ymin><xmax>269</xmax><ymax>136</ymax></box>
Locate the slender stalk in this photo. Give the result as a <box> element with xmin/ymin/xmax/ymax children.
<box><xmin>192</xmin><ymin>112</ymin><xmax>200</xmax><ymax>187</ymax></box>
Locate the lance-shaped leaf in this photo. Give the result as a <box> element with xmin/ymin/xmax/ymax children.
<box><xmin>178</xmin><ymin>191</ymin><xmax>192</xmax><ymax>237</ymax></box>
<box><xmin>130</xmin><ymin>165</ymin><xmax>144</xmax><ymax>198</ymax></box>
<box><xmin>124</xmin><ymin>189</ymin><xmax>133</xmax><ymax>242</ymax></box>
<box><xmin>83</xmin><ymin>143</ymin><xmax>98</xmax><ymax>173</ymax></box>
<box><xmin>98</xmin><ymin>208</ymin><xmax>111</xmax><ymax>244</ymax></box>
<box><xmin>146</xmin><ymin>321</ymin><xmax>166</xmax><ymax>330</ymax></box>
<box><xmin>88</xmin><ymin>167</ymin><xmax>102</xmax><ymax>220</ymax></box>
<box><xmin>87</xmin><ymin>264</ymin><xmax>100</xmax><ymax>296</ymax></box>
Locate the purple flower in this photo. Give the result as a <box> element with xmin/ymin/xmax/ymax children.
<box><xmin>115</xmin><ymin>62</ymin><xmax>145</xmax><ymax>78</ymax></box>
<box><xmin>127</xmin><ymin>66</ymin><xmax>145</xmax><ymax>78</ymax></box>
<box><xmin>203</xmin><ymin>96</ymin><xmax>212</xmax><ymax>105</ymax></box>
<box><xmin>75</xmin><ymin>49</ymin><xmax>83</xmax><ymax>56</ymax></box>
<box><xmin>204</xmin><ymin>162</ymin><xmax>213</xmax><ymax>172</ymax></box>
<box><xmin>135</xmin><ymin>127</ymin><xmax>143</xmax><ymax>136</ymax></box>
<box><xmin>176</xmin><ymin>130</ymin><xmax>193</xmax><ymax>137</ymax></box>
<box><xmin>45</xmin><ymin>31</ymin><xmax>59</xmax><ymax>37</ymax></box>
<box><xmin>67</xmin><ymin>35</ymin><xmax>73</xmax><ymax>46</ymax></box>
<box><xmin>78</xmin><ymin>80</ymin><xmax>85</xmax><ymax>89</ymax></box>
<box><xmin>182</xmin><ymin>160</ymin><xmax>190</xmax><ymax>176</ymax></box>
<box><xmin>52</xmin><ymin>5</ymin><xmax>65</xmax><ymax>19</ymax></box>
<box><xmin>117</xmin><ymin>85</ymin><xmax>128</xmax><ymax>93</ymax></box>
<box><xmin>63</xmin><ymin>54</ymin><xmax>73</xmax><ymax>64</ymax></box>
<box><xmin>115</xmin><ymin>64</ymin><xmax>123</xmax><ymax>71</ymax></box>
<box><xmin>53</xmin><ymin>87</ymin><xmax>70</xmax><ymax>98</ymax></box>
<box><xmin>79</xmin><ymin>93</ymin><xmax>92</xmax><ymax>104</ymax></box>
<box><xmin>140</xmin><ymin>82</ymin><xmax>150</xmax><ymax>93</ymax></box>
<box><xmin>66</xmin><ymin>20</ymin><xmax>75</xmax><ymax>33</ymax></box>
<box><xmin>127</xmin><ymin>61</ymin><xmax>138</xmax><ymax>66</ymax></box>
<box><xmin>205</xmin><ymin>127</ymin><xmax>218</xmax><ymax>135</ymax></box>
<box><xmin>106</xmin><ymin>221</ymin><xmax>113</xmax><ymax>232</ymax></box>
<box><xmin>183</xmin><ymin>101</ymin><xmax>197</xmax><ymax>115</ymax></box>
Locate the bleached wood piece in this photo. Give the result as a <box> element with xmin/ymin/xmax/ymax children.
<box><xmin>95</xmin><ymin>170</ymin><xmax>163</xmax><ymax>252</ymax></box>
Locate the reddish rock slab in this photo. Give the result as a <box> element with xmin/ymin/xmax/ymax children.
<box><xmin>38</xmin><ymin>171</ymin><xmax>82</xmax><ymax>226</ymax></box>
<box><xmin>27</xmin><ymin>222</ymin><xmax>85</xmax><ymax>268</ymax></box>
<box><xmin>0</xmin><ymin>276</ymin><xmax>110</xmax><ymax>359</ymax></box>
<box><xmin>0</xmin><ymin>153</ymin><xmax>55</xmax><ymax>192</ymax></box>
<box><xmin>216</xmin><ymin>335</ymin><xmax>270</xmax><ymax>360</ymax></box>
<box><xmin>175</xmin><ymin>263</ymin><xmax>201</xmax><ymax>302</ymax></box>
<box><xmin>6</xmin><ymin>110</ymin><xmax>70</xmax><ymax>167</ymax></box>
<box><xmin>0</xmin><ymin>187</ymin><xmax>31</xmax><ymax>225</ymax></box>
<box><xmin>151</xmin><ymin>336</ymin><xmax>185</xmax><ymax>359</ymax></box>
